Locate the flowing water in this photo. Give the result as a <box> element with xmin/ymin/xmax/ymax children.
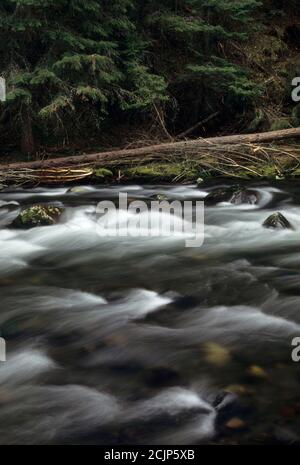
<box><xmin>1</xmin><ymin>181</ymin><xmax>300</xmax><ymax>445</ymax></box>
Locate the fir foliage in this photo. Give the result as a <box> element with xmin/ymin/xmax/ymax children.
<box><xmin>0</xmin><ymin>0</ymin><xmax>299</xmax><ymax>152</ymax></box>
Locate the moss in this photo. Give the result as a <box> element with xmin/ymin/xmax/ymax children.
<box><xmin>247</xmin><ymin>110</ymin><xmax>269</xmax><ymax>132</ymax></box>
<box><xmin>122</xmin><ymin>159</ymin><xmax>300</xmax><ymax>183</ymax></box>
<box><xmin>292</xmin><ymin>104</ymin><xmax>300</xmax><ymax>125</ymax></box>
<box><xmin>123</xmin><ymin>163</ymin><xmax>199</xmax><ymax>181</ymax></box>
<box><xmin>93</xmin><ymin>168</ymin><xmax>113</xmax><ymax>178</ymax></box>
<box><xmin>291</xmin><ymin>167</ymin><xmax>300</xmax><ymax>177</ymax></box>
<box><xmin>13</xmin><ymin>205</ymin><xmax>64</xmax><ymax>228</ymax></box>
<box><xmin>270</xmin><ymin>118</ymin><xmax>293</xmax><ymax>131</ymax></box>
<box><xmin>232</xmin><ymin>171</ymin><xmax>253</xmax><ymax>180</ymax></box>
<box><xmin>259</xmin><ymin>164</ymin><xmax>278</xmax><ymax>177</ymax></box>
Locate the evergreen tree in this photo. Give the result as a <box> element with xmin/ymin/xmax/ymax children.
<box><xmin>136</xmin><ymin>0</ymin><xmax>262</xmax><ymax>132</ymax></box>
<box><xmin>0</xmin><ymin>0</ymin><xmax>167</xmax><ymax>152</ymax></box>
<box><xmin>0</xmin><ymin>0</ymin><xmax>298</xmax><ymax>153</ymax></box>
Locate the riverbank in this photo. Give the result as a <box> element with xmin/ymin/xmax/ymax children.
<box><xmin>1</xmin><ymin>143</ymin><xmax>300</xmax><ymax>188</ymax></box>
<box><xmin>1</xmin><ymin>127</ymin><xmax>300</xmax><ymax>188</ymax></box>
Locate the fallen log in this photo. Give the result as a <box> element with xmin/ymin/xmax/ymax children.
<box><xmin>1</xmin><ymin>127</ymin><xmax>300</xmax><ymax>171</ymax></box>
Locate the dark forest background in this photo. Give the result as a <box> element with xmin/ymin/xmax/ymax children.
<box><xmin>0</xmin><ymin>0</ymin><xmax>299</xmax><ymax>155</ymax></box>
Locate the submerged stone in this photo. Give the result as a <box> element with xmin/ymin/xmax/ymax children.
<box><xmin>204</xmin><ymin>342</ymin><xmax>231</xmax><ymax>367</ymax></box>
<box><xmin>67</xmin><ymin>186</ymin><xmax>91</xmax><ymax>194</ymax></box>
<box><xmin>149</xmin><ymin>193</ymin><xmax>168</xmax><ymax>201</ymax></box>
<box><xmin>13</xmin><ymin>204</ymin><xmax>64</xmax><ymax>228</ymax></box>
<box><xmin>247</xmin><ymin>365</ymin><xmax>268</xmax><ymax>378</ymax></box>
<box><xmin>262</xmin><ymin>212</ymin><xmax>293</xmax><ymax>230</ymax></box>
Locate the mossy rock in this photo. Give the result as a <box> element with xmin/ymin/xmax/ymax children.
<box><xmin>13</xmin><ymin>205</ymin><xmax>64</xmax><ymax>229</ymax></box>
<box><xmin>263</xmin><ymin>212</ymin><xmax>293</xmax><ymax>230</ymax></box>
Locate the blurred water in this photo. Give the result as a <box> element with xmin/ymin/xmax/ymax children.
<box><xmin>0</xmin><ymin>181</ymin><xmax>300</xmax><ymax>445</ymax></box>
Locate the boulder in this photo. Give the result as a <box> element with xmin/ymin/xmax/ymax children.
<box><xmin>263</xmin><ymin>212</ymin><xmax>293</xmax><ymax>230</ymax></box>
<box><xmin>205</xmin><ymin>185</ymin><xmax>258</xmax><ymax>205</ymax></box>
<box><xmin>230</xmin><ymin>189</ymin><xmax>258</xmax><ymax>205</ymax></box>
<box><xmin>13</xmin><ymin>205</ymin><xmax>64</xmax><ymax>228</ymax></box>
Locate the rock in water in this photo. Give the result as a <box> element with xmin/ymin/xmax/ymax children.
<box><xmin>13</xmin><ymin>205</ymin><xmax>64</xmax><ymax>228</ymax></box>
<box><xmin>230</xmin><ymin>189</ymin><xmax>257</xmax><ymax>205</ymax></box>
<box><xmin>263</xmin><ymin>212</ymin><xmax>293</xmax><ymax>230</ymax></box>
<box><xmin>205</xmin><ymin>185</ymin><xmax>258</xmax><ymax>205</ymax></box>
<box><xmin>205</xmin><ymin>187</ymin><xmax>233</xmax><ymax>204</ymax></box>
<box><xmin>0</xmin><ymin>200</ymin><xmax>19</xmax><ymax>211</ymax></box>
<box><xmin>149</xmin><ymin>193</ymin><xmax>168</xmax><ymax>201</ymax></box>
<box><xmin>67</xmin><ymin>186</ymin><xmax>92</xmax><ymax>194</ymax></box>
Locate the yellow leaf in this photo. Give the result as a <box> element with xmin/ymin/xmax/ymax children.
<box><xmin>226</xmin><ymin>418</ymin><xmax>246</xmax><ymax>429</ymax></box>
<box><xmin>204</xmin><ymin>342</ymin><xmax>231</xmax><ymax>367</ymax></box>
<box><xmin>247</xmin><ymin>365</ymin><xmax>268</xmax><ymax>378</ymax></box>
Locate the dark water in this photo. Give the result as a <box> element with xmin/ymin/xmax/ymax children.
<box><xmin>1</xmin><ymin>181</ymin><xmax>300</xmax><ymax>445</ymax></box>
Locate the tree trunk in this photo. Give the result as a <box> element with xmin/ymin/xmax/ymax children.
<box><xmin>2</xmin><ymin>126</ymin><xmax>300</xmax><ymax>171</ymax></box>
<box><xmin>21</xmin><ymin>107</ymin><xmax>35</xmax><ymax>154</ymax></box>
